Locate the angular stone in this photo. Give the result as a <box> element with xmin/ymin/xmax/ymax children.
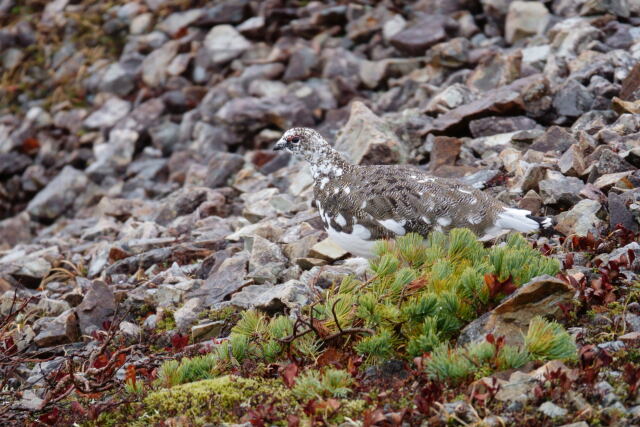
<box><xmin>119</xmin><ymin>321</ymin><xmax>142</xmax><ymax>339</ymax></box>
<box><xmin>27</xmin><ymin>166</ymin><xmax>88</xmax><ymax>221</ymax></box>
<box><xmin>620</xmin><ymin>62</ymin><xmax>640</xmax><ymax>102</ymax></box>
<box><xmin>390</xmin><ymin>14</ymin><xmax>452</xmax><ymax>55</ymax></box>
<box><xmin>174</xmin><ymin>297</ymin><xmax>205</xmax><ymax>331</ymax></box>
<box><xmin>34</xmin><ymin>310</ymin><xmax>79</xmax><ymax>347</ymax></box>
<box><xmin>191</xmin><ymin>320</ymin><xmax>225</xmax><ymax>341</ymax></box>
<box><xmin>558</xmin><ymin>145</ymin><xmax>586</xmax><ymax>176</ymax></box>
<box><xmin>467</xmin><ymin>51</ymin><xmax>522</xmax><ymax>92</ymax></box>
<box><xmin>76</xmin><ymin>280</ymin><xmax>116</xmax><ymax>336</ymax></box>
<box><xmin>309</xmin><ymin>238</ymin><xmax>349</xmax><ymax>261</ymax></box>
<box><xmin>538</xmin><ymin>401</ymin><xmax>568</xmax><ymax>418</ymax></box>
<box><xmin>158</xmin><ymin>9</ymin><xmax>204</xmax><ymax>36</ymax></box>
<box><xmin>429</xmin><ymin>136</ymin><xmax>462</xmax><ymax>172</ymax></box>
<box><xmin>83</xmin><ymin>97</ymin><xmax>131</xmax><ymax>129</ymax></box>
<box><xmin>539</xmin><ymin>171</ymin><xmax>585</xmax><ymax>205</ymax></box>
<box><xmin>469</xmin><ymin>116</ymin><xmax>539</xmax><ymax>138</ymax></box>
<box><xmin>142</xmin><ymin>40</ymin><xmax>179</xmax><ymax>87</ymax></box>
<box><xmin>424</xmin><ymin>83</ymin><xmax>475</xmax><ymax>115</ymax></box>
<box><xmin>204</xmin><ymin>25</ymin><xmax>251</xmax><ymax>65</ymax></box>
<box><xmin>334</xmin><ymin>101</ymin><xmax>406</xmax><ymax>165</ymax></box>
<box><xmin>458</xmin><ymin>275</ymin><xmax>574</xmax><ymax>346</ymax></box>
<box><xmin>609</xmin><ymin>192</ymin><xmax>638</xmax><ymax>232</ymax></box>
<box><xmin>505</xmin><ymin>1</ymin><xmax>550</xmax><ymax>44</ymax></box>
<box><xmin>593</xmin><ymin>171</ymin><xmax>633</xmax><ymax>189</ymax></box>
<box><xmin>247</xmin><ymin>236</ymin><xmax>287</xmax><ymax>284</ymax></box>
<box><xmin>555</xmin><ymin>199</ymin><xmax>602</xmax><ymax>236</ymax></box>
<box><xmin>0</xmin><ymin>212</ymin><xmax>32</xmax><ymax>249</ymax></box>
<box><xmin>553</xmin><ymin>79</ymin><xmax>594</xmax><ymax>117</ymax></box>
<box><xmin>192</xmin><ymin>251</ymin><xmax>249</xmax><ymax>305</ymax></box>
<box><xmin>99</xmin><ymin>62</ymin><xmax>136</xmax><ymax>96</ymax></box>
<box><xmin>283</xmin><ymin>45</ymin><xmax>318</xmax><ymax>83</ymax></box>
<box><xmin>421</xmin><ymin>75</ymin><xmax>542</xmax><ymax>135</ymax></box>
<box><xmin>580</xmin><ymin>0</ymin><xmax>630</xmax><ymax>17</ymax></box>
<box><xmin>230</xmin><ymin>280</ymin><xmax>311</xmax><ymax>312</ymax></box>
<box><xmin>529</xmin><ymin>126</ymin><xmax>576</xmax><ymax>153</ymax></box>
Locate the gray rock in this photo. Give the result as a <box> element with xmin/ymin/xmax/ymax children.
<box><xmin>555</xmin><ymin>199</ymin><xmax>602</xmax><ymax>236</ymax></box>
<box><xmin>157</xmin><ymin>8</ymin><xmax>204</xmax><ymax>36</ymax></box>
<box><xmin>390</xmin><ymin>14</ymin><xmax>452</xmax><ymax>55</ymax></box>
<box><xmin>283</xmin><ymin>45</ymin><xmax>319</xmax><ymax>83</ymax></box>
<box><xmin>553</xmin><ymin>79</ymin><xmax>594</xmax><ymax>117</ymax></box>
<box><xmin>99</xmin><ymin>62</ymin><xmax>136</xmax><ymax>96</ymax></box>
<box><xmin>230</xmin><ymin>280</ymin><xmax>311</xmax><ymax>312</ymax></box>
<box><xmin>142</xmin><ymin>40</ymin><xmax>179</xmax><ymax>86</ymax></box>
<box><xmin>83</xmin><ymin>97</ymin><xmax>131</xmax><ymax>129</ymax></box>
<box><xmin>204</xmin><ymin>25</ymin><xmax>251</xmax><ymax>65</ymax></box>
<box><xmin>598</xmin><ymin>340</ymin><xmax>625</xmax><ymax>352</ymax></box>
<box><xmin>247</xmin><ymin>236</ymin><xmax>287</xmax><ymax>284</ymax></box>
<box><xmin>119</xmin><ymin>321</ymin><xmax>142</xmax><ymax>339</ymax></box>
<box><xmin>174</xmin><ymin>297</ymin><xmax>205</xmax><ymax>331</ymax></box>
<box><xmin>505</xmin><ymin>1</ymin><xmax>550</xmax><ymax>44</ymax></box>
<box><xmin>530</xmin><ymin>126</ymin><xmax>577</xmax><ymax>153</ymax></box>
<box><xmin>626</xmin><ymin>313</ymin><xmax>640</xmax><ymax>332</ymax></box>
<box><xmin>334</xmin><ymin>101</ymin><xmax>406</xmax><ymax>165</ymax></box>
<box><xmin>424</xmin><ymin>83</ymin><xmax>475</xmax><ymax>115</ymax></box>
<box><xmin>191</xmin><ymin>320</ymin><xmax>225</xmax><ymax>341</ymax></box>
<box><xmin>309</xmin><ymin>238</ymin><xmax>349</xmax><ymax>261</ymax></box>
<box><xmin>149</xmin><ymin>120</ymin><xmax>180</xmax><ymax>154</ymax></box>
<box><xmin>34</xmin><ymin>310</ymin><xmax>79</xmax><ymax>347</ymax></box>
<box><xmin>538</xmin><ymin>401</ymin><xmax>568</xmax><ymax>418</ymax></box>
<box><xmin>192</xmin><ymin>251</ymin><xmax>250</xmax><ymax>305</ymax></box>
<box><xmin>27</xmin><ymin>166</ymin><xmax>88</xmax><ymax>221</ymax></box>
<box><xmin>76</xmin><ymin>280</ymin><xmax>116</xmax><ymax>336</ymax></box>
<box><xmin>198</xmin><ymin>0</ymin><xmax>249</xmax><ymax>25</ymax></box>
<box><xmin>86</xmin><ymin>129</ymin><xmax>138</xmax><ymax>181</ymax></box>
<box><xmin>0</xmin><ymin>212</ymin><xmax>32</xmax><ymax>249</ymax></box>
<box><xmin>16</xmin><ymin>390</ymin><xmax>44</xmax><ymax>411</ymax></box>
<box><xmin>580</xmin><ymin>0</ymin><xmax>630</xmax><ymax>17</ymax></box>
<box><xmin>458</xmin><ymin>275</ymin><xmax>574</xmax><ymax>346</ymax></box>
<box><xmin>237</xmin><ymin>16</ymin><xmax>264</xmax><ymax>37</ymax></box>
<box><xmin>558</xmin><ymin>145</ymin><xmax>587</xmax><ymax>176</ymax></box>
<box><xmin>539</xmin><ymin>171</ymin><xmax>585</xmax><ymax>205</ymax></box>
<box><xmin>469</xmin><ymin>116</ymin><xmax>539</xmax><ymax>138</ymax></box>
<box><xmin>609</xmin><ymin>192</ymin><xmax>638</xmax><ymax>232</ymax></box>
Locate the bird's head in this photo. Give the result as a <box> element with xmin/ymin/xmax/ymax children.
<box><xmin>273</xmin><ymin>127</ymin><xmax>327</xmax><ymax>157</ymax></box>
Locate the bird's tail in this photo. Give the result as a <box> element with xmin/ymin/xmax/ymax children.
<box><xmin>496</xmin><ymin>208</ymin><xmax>554</xmax><ymax>232</ymax></box>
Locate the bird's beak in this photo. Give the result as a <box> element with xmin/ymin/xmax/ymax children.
<box><xmin>273</xmin><ymin>138</ymin><xmax>287</xmax><ymax>151</ymax></box>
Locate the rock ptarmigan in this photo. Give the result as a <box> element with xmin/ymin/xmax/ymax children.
<box><xmin>274</xmin><ymin>127</ymin><xmax>553</xmax><ymax>258</ymax></box>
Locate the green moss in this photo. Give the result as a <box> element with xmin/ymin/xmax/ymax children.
<box><xmin>141</xmin><ymin>376</ymin><xmax>295</xmax><ymax>425</ymax></box>
<box><xmin>156</xmin><ymin>311</ymin><xmax>176</xmax><ymax>332</ymax></box>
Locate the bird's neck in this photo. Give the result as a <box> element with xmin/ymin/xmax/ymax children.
<box><xmin>306</xmin><ymin>146</ymin><xmax>351</xmax><ymax>180</ymax></box>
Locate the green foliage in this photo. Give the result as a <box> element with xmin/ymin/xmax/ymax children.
<box><xmin>190</xmin><ymin>230</ymin><xmax>563</xmax><ymax>377</ymax></box>
<box><xmin>425</xmin><ymin>316</ymin><xmax>575</xmax><ymax>382</ymax></box>
<box><xmin>292</xmin><ymin>368</ymin><xmax>354</xmax><ymax>400</ymax></box>
<box><xmin>155</xmin><ymin>354</ymin><xmax>219</xmax><ymax>388</ymax></box>
<box><xmin>525</xmin><ymin>316</ymin><xmax>578</xmax><ymax>361</ymax></box>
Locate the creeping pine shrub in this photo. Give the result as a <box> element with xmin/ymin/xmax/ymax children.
<box><xmin>158</xmin><ymin>229</ymin><xmax>565</xmax><ymax>386</ymax></box>
<box><xmin>292</xmin><ymin>368</ymin><xmax>354</xmax><ymax>400</ymax></box>
<box><xmin>425</xmin><ymin>317</ymin><xmax>577</xmax><ymax>383</ymax></box>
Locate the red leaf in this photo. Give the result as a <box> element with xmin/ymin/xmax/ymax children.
<box><xmin>22</xmin><ymin>137</ymin><xmax>40</xmax><ymax>154</ymax></box>
<box><xmin>363</xmin><ymin>408</ymin><xmax>386</xmax><ymax>427</ymax></box>
<box><xmin>125</xmin><ymin>365</ymin><xmax>136</xmax><ymax>386</ymax></box>
<box><xmin>71</xmin><ymin>401</ymin><xmax>87</xmax><ymax>416</ymax></box>
<box><xmin>280</xmin><ymin>363</ymin><xmax>299</xmax><ymax>388</ymax></box>
<box><xmin>171</xmin><ymin>334</ymin><xmax>189</xmax><ymax>352</ymax></box>
<box><xmin>93</xmin><ymin>353</ymin><xmax>109</xmax><ymax>369</ymax></box>
<box><xmin>39</xmin><ymin>408</ymin><xmax>59</xmax><ymax>425</ymax></box>
<box><xmin>287</xmin><ymin>415</ymin><xmax>300</xmax><ymax>427</ymax></box>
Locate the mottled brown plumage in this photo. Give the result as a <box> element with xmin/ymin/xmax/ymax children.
<box><xmin>274</xmin><ymin>128</ymin><xmax>552</xmax><ymax>257</ymax></box>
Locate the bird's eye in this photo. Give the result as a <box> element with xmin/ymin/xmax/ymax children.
<box><xmin>291</xmin><ymin>137</ymin><xmax>300</xmax><ymax>144</ymax></box>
